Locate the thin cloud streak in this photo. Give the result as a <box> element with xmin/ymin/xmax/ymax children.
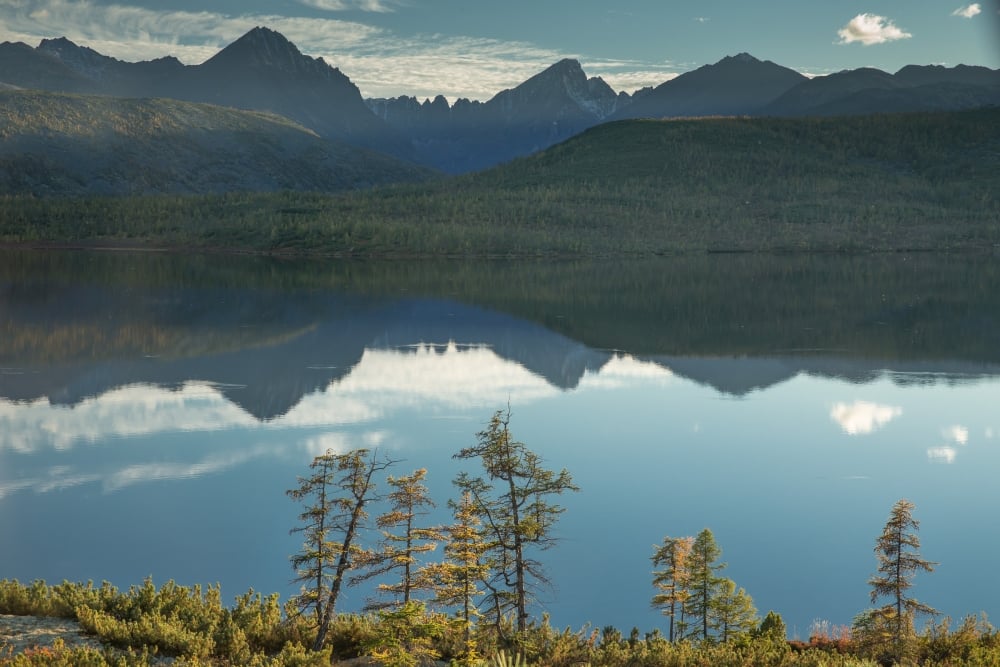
<box><xmin>298</xmin><ymin>0</ymin><xmax>399</xmax><ymax>12</ymax></box>
<box><xmin>0</xmin><ymin>0</ymin><xmax>678</xmax><ymax>100</ymax></box>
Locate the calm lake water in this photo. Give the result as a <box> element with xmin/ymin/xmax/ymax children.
<box><xmin>2</xmin><ymin>250</ymin><xmax>999</xmax><ymax>638</ymax></box>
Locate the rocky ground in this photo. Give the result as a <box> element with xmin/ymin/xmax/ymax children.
<box><xmin>0</xmin><ymin>614</ymin><xmax>103</xmax><ymax>657</ymax></box>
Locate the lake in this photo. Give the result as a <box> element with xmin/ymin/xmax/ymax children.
<box><xmin>1</xmin><ymin>249</ymin><xmax>999</xmax><ymax>639</ymax></box>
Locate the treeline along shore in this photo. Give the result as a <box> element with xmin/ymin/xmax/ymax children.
<box><xmin>2</xmin><ymin>108</ymin><xmax>998</xmax><ymax>257</ymax></box>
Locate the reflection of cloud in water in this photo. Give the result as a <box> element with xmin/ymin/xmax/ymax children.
<box><xmin>927</xmin><ymin>446</ymin><xmax>957</xmax><ymax>464</ymax></box>
<box><xmin>830</xmin><ymin>401</ymin><xmax>902</xmax><ymax>435</ymax></box>
<box><xmin>0</xmin><ymin>447</ymin><xmax>271</xmax><ymax>498</ymax></box>
<box><xmin>578</xmin><ymin>354</ymin><xmax>674</xmax><ymax>390</ymax></box>
<box><xmin>300</xmin><ymin>431</ymin><xmax>389</xmax><ymax>459</ymax></box>
<box><xmin>286</xmin><ymin>343</ymin><xmax>557</xmax><ymax>422</ymax></box>
<box><xmin>942</xmin><ymin>425</ymin><xmax>969</xmax><ymax>446</ymax></box>
<box><xmin>103</xmin><ymin>448</ymin><xmax>269</xmax><ymax>492</ymax></box>
<box><xmin>0</xmin><ymin>343</ymin><xmax>557</xmax><ymax>455</ymax></box>
<box><xmin>0</xmin><ymin>383</ymin><xmax>257</xmax><ymax>453</ymax></box>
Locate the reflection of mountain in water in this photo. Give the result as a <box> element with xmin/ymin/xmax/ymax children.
<box><xmin>1</xmin><ymin>290</ymin><xmax>611</xmax><ymax>420</ymax></box>
<box><xmin>653</xmin><ymin>355</ymin><xmax>1000</xmax><ymax>396</ymax></box>
<box><xmin>5</xmin><ymin>251</ymin><xmax>1000</xmax><ymax>419</ymax></box>
<box><xmin>4</xmin><ymin>288</ymin><xmax>1000</xmax><ymax>419</ymax></box>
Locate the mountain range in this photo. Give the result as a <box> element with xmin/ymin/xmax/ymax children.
<box><xmin>1</xmin><ymin>26</ymin><xmax>999</xmax><ymax>185</ymax></box>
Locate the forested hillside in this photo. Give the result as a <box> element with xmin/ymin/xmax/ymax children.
<box><xmin>1</xmin><ymin>108</ymin><xmax>997</xmax><ymax>254</ymax></box>
<box><xmin>0</xmin><ymin>90</ymin><xmax>434</xmax><ymax>196</ymax></box>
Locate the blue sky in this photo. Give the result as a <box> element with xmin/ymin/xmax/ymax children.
<box><xmin>1</xmin><ymin>0</ymin><xmax>998</xmax><ymax>100</ymax></box>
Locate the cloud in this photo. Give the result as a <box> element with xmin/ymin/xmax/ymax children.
<box><xmin>694</xmin><ymin>17</ymin><xmax>710</xmax><ymax>23</ymax></box>
<box><xmin>298</xmin><ymin>0</ymin><xmax>398</xmax><ymax>12</ymax></box>
<box><xmin>830</xmin><ymin>401</ymin><xmax>902</xmax><ymax>435</ymax></box>
<box><xmin>837</xmin><ymin>13</ymin><xmax>912</xmax><ymax>45</ymax></box>
<box><xmin>927</xmin><ymin>446</ymin><xmax>957</xmax><ymax>464</ymax></box>
<box><xmin>952</xmin><ymin>3</ymin><xmax>982</xmax><ymax>18</ymax></box>
<box><xmin>0</xmin><ymin>0</ymin><xmax>677</xmax><ymax>99</ymax></box>
<box><xmin>942</xmin><ymin>425</ymin><xmax>969</xmax><ymax>445</ymax></box>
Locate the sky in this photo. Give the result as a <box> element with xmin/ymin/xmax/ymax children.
<box><xmin>1</xmin><ymin>0</ymin><xmax>998</xmax><ymax>101</ymax></box>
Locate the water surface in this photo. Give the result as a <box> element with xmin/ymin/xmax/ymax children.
<box><xmin>1</xmin><ymin>250</ymin><xmax>999</xmax><ymax>638</ymax></box>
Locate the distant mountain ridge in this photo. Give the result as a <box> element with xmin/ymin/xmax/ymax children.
<box><xmin>1</xmin><ymin>27</ymin><xmax>999</xmax><ymax>180</ymax></box>
<box><xmin>368</xmin><ymin>58</ymin><xmax>633</xmax><ymax>172</ymax></box>
<box><xmin>612</xmin><ymin>52</ymin><xmax>808</xmax><ymax>119</ymax></box>
<box><xmin>3</xmin><ymin>27</ymin><xmax>412</xmax><ymax>160</ymax></box>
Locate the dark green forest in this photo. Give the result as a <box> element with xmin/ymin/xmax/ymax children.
<box><xmin>2</xmin><ymin>108</ymin><xmax>998</xmax><ymax>255</ymax></box>
<box><xmin>2</xmin><ymin>414</ymin><xmax>998</xmax><ymax>666</ymax></box>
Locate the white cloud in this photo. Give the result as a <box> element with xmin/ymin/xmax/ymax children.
<box><xmin>298</xmin><ymin>0</ymin><xmax>398</xmax><ymax>12</ymax></box>
<box><xmin>830</xmin><ymin>400</ymin><xmax>902</xmax><ymax>435</ymax></box>
<box><xmin>694</xmin><ymin>17</ymin><xmax>710</xmax><ymax>23</ymax></box>
<box><xmin>952</xmin><ymin>3</ymin><xmax>982</xmax><ymax>18</ymax></box>
<box><xmin>927</xmin><ymin>446</ymin><xmax>957</xmax><ymax>464</ymax></box>
<box><xmin>0</xmin><ymin>0</ymin><xmax>677</xmax><ymax>99</ymax></box>
<box><xmin>837</xmin><ymin>13</ymin><xmax>912</xmax><ymax>46</ymax></box>
<box><xmin>942</xmin><ymin>425</ymin><xmax>969</xmax><ymax>445</ymax></box>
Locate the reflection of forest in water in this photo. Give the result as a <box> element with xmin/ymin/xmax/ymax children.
<box><xmin>3</xmin><ymin>250</ymin><xmax>1000</xmax><ymax>637</ymax></box>
<box><xmin>2</xmin><ymin>249</ymin><xmax>1000</xmax><ymax>418</ymax></box>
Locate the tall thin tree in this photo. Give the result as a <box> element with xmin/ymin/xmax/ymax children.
<box><xmin>453</xmin><ymin>408</ymin><xmax>578</xmax><ymax>634</ymax></box>
<box><xmin>868</xmin><ymin>498</ymin><xmax>937</xmax><ymax>659</ymax></box>
<box><xmin>288</xmin><ymin>448</ymin><xmax>394</xmax><ymax>651</ymax></box>
<box><xmin>713</xmin><ymin>578</ymin><xmax>758</xmax><ymax>642</ymax></box>
<box><xmin>287</xmin><ymin>451</ymin><xmax>339</xmax><ymax>623</ymax></box>
<box><xmin>651</xmin><ymin>535</ymin><xmax>694</xmax><ymax>642</ymax></box>
<box><xmin>362</xmin><ymin>468</ymin><xmax>445</xmax><ymax>609</ymax></box>
<box><xmin>686</xmin><ymin>528</ymin><xmax>726</xmax><ymax>641</ymax></box>
<box><xmin>425</xmin><ymin>491</ymin><xmax>491</xmax><ymax>663</ymax></box>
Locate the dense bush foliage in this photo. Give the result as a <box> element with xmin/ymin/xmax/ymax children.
<box><xmin>4</xmin><ymin>578</ymin><xmax>1000</xmax><ymax>665</ymax></box>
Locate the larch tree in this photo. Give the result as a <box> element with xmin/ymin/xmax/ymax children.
<box><xmin>287</xmin><ymin>451</ymin><xmax>339</xmax><ymax>623</ymax></box>
<box><xmin>426</xmin><ymin>491</ymin><xmax>491</xmax><ymax>663</ymax></box>
<box><xmin>287</xmin><ymin>447</ymin><xmax>394</xmax><ymax>652</ymax></box>
<box><xmin>685</xmin><ymin>528</ymin><xmax>726</xmax><ymax>641</ymax></box>
<box><xmin>361</xmin><ymin>468</ymin><xmax>445</xmax><ymax>610</ymax></box>
<box><xmin>453</xmin><ymin>408</ymin><xmax>578</xmax><ymax>634</ymax></box>
<box><xmin>713</xmin><ymin>578</ymin><xmax>758</xmax><ymax>642</ymax></box>
<box><xmin>651</xmin><ymin>535</ymin><xmax>694</xmax><ymax>642</ymax></box>
<box><xmin>868</xmin><ymin>498</ymin><xmax>937</xmax><ymax>659</ymax></box>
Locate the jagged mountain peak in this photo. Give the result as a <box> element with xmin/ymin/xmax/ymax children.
<box><xmin>720</xmin><ymin>52</ymin><xmax>761</xmax><ymax>64</ymax></box>
<box><xmin>38</xmin><ymin>36</ymin><xmax>80</xmax><ymax>50</ymax></box>
<box><xmin>38</xmin><ymin>36</ymin><xmax>109</xmax><ymax>62</ymax></box>
<box><xmin>516</xmin><ymin>58</ymin><xmax>587</xmax><ymax>90</ymax></box>
<box><xmin>204</xmin><ymin>26</ymin><xmax>339</xmax><ymax>78</ymax></box>
<box><xmin>548</xmin><ymin>57</ymin><xmax>585</xmax><ymax>72</ymax></box>
<box><xmin>487</xmin><ymin>57</ymin><xmax>623</xmax><ymax>121</ymax></box>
